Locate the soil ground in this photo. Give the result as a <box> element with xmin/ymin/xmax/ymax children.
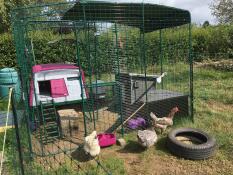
<box><xmin>31</xmin><ymin>105</ymin><xmax>119</xmax><ymax>171</ymax></box>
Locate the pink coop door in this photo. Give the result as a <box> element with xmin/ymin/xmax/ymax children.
<box><xmin>50</xmin><ymin>79</ymin><xmax>68</xmax><ymax>98</ymax></box>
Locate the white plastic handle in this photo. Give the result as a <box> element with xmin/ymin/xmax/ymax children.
<box><xmin>157</xmin><ymin>72</ymin><xmax>167</xmax><ymax>84</ymax></box>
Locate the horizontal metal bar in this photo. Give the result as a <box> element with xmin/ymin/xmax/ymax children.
<box><xmin>87</xmin><ymin>81</ymin><xmax>116</xmax><ymax>88</ymax></box>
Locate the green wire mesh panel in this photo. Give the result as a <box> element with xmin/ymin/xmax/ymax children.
<box><xmin>11</xmin><ymin>0</ymin><xmax>192</xmax><ymax>174</ymax></box>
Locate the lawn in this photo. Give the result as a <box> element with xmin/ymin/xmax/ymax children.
<box><xmin>93</xmin><ymin>63</ymin><xmax>233</xmax><ymax>175</ymax></box>
<box><xmin>1</xmin><ymin>62</ymin><xmax>233</xmax><ymax>175</ymax></box>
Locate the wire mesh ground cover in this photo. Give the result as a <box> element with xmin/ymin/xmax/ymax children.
<box><xmin>11</xmin><ymin>0</ymin><xmax>193</xmax><ymax>174</ymax></box>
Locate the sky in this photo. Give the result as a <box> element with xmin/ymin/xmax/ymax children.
<box><xmin>108</xmin><ymin>0</ymin><xmax>217</xmax><ymax>24</ymax></box>
<box><xmin>154</xmin><ymin>0</ymin><xmax>216</xmax><ymax>24</ymax></box>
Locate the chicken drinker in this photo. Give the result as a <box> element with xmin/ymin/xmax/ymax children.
<box><xmin>97</xmin><ymin>133</ymin><xmax>116</xmax><ymax>147</ymax></box>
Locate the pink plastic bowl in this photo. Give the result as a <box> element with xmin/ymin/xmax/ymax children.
<box><xmin>97</xmin><ymin>133</ymin><xmax>116</xmax><ymax>147</ymax></box>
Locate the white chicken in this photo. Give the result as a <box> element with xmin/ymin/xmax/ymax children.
<box><xmin>150</xmin><ymin>107</ymin><xmax>179</xmax><ymax>133</ymax></box>
<box><xmin>83</xmin><ymin>131</ymin><xmax>100</xmax><ymax>157</ymax></box>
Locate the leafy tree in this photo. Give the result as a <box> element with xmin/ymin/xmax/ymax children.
<box><xmin>0</xmin><ymin>0</ymin><xmax>32</xmax><ymax>33</ymax></box>
<box><xmin>0</xmin><ymin>0</ymin><xmax>65</xmax><ymax>33</ymax></box>
<box><xmin>211</xmin><ymin>0</ymin><xmax>233</xmax><ymax>24</ymax></box>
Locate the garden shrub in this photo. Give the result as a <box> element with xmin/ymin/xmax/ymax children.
<box><xmin>0</xmin><ymin>25</ymin><xmax>232</xmax><ymax>69</ymax></box>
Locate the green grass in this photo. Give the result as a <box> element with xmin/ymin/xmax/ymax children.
<box><xmin>106</xmin><ymin>65</ymin><xmax>233</xmax><ymax>173</ymax></box>
<box><xmin>0</xmin><ymin>100</ymin><xmax>10</xmax><ymax>111</ymax></box>
<box><xmin>194</xmin><ymin>67</ymin><xmax>233</xmax><ymax>156</ymax></box>
<box><xmin>152</xmin><ymin>66</ymin><xmax>233</xmax><ymax>160</ymax></box>
<box><xmin>2</xmin><ymin>64</ymin><xmax>233</xmax><ymax>174</ymax></box>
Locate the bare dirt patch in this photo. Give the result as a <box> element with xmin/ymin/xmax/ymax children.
<box><xmin>194</xmin><ymin>60</ymin><xmax>233</xmax><ymax>71</ymax></box>
<box><xmin>204</xmin><ymin>100</ymin><xmax>233</xmax><ymax>113</ymax></box>
<box><xmin>30</xmin><ymin>105</ymin><xmax>119</xmax><ymax>171</ymax></box>
<box><xmin>57</xmin><ymin>106</ymin><xmax>119</xmax><ymax>134</ymax></box>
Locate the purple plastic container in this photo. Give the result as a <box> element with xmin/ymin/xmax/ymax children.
<box><xmin>127</xmin><ymin>117</ymin><xmax>146</xmax><ymax>129</ymax></box>
<box><xmin>137</xmin><ymin>117</ymin><xmax>146</xmax><ymax>126</ymax></box>
<box><xmin>127</xmin><ymin>119</ymin><xmax>138</xmax><ymax>129</ymax></box>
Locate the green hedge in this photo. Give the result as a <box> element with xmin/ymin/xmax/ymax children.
<box><xmin>192</xmin><ymin>25</ymin><xmax>233</xmax><ymax>60</ymax></box>
<box><xmin>0</xmin><ymin>33</ymin><xmax>17</xmax><ymax>68</ymax></box>
<box><xmin>0</xmin><ymin>25</ymin><xmax>232</xmax><ymax>69</ymax></box>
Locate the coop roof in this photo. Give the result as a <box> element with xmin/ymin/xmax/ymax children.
<box><xmin>63</xmin><ymin>1</ymin><xmax>191</xmax><ymax>32</ymax></box>
<box><xmin>32</xmin><ymin>64</ymin><xmax>78</xmax><ymax>73</ymax></box>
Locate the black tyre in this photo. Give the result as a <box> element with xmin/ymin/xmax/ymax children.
<box><xmin>167</xmin><ymin>128</ymin><xmax>217</xmax><ymax>160</ymax></box>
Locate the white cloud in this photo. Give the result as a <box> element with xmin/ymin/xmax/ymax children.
<box><xmin>148</xmin><ymin>0</ymin><xmax>217</xmax><ymax>24</ymax></box>
<box><xmin>109</xmin><ymin>0</ymin><xmax>217</xmax><ymax>24</ymax></box>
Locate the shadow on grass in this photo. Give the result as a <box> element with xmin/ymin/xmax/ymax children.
<box><xmin>71</xmin><ymin>147</ymin><xmax>95</xmax><ymax>162</ymax></box>
<box><xmin>155</xmin><ymin>136</ymin><xmax>171</xmax><ymax>155</ymax></box>
<box><xmin>117</xmin><ymin>140</ymin><xmax>146</xmax><ymax>154</ymax></box>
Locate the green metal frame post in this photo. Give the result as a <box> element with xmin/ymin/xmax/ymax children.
<box><xmin>74</xmin><ymin>22</ymin><xmax>88</xmax><ymax>136</ymax></box>
<box><xmin>159</xmin><ymin>29</ymin><xmax>164</xmax><ymax>89</ymax></box>
<box><xmin>189</xmin><ymin>23</ymin><xmax>194</xmax><ymax>122</ymax></box>
<box><xmin>141</xmin><ymin>2</ymin><xmax>148</xmax><ymax>104</ymax></box>
<box><xmin>114</xmin><ymin>23</ymin><xmax>124</xmax><ymax>137</ymax></box>
<box><xmin>87</xmin><ymin>22</ymin><xmax>96</xmax><ymax>130</ymax></box>
<box><xmin>11</xmin><ymin>89</ymin><xmax>25</xmax><ymax>175</ymax></box>
<box><xmin>12</xmin><ymin>20</ymin><xmax>34</xmax><ymax>158</ymax></box>
<box><xmin>94</xmin><ymin>23</ymin><xmax>99</xmax><ymax>121</ymax></box>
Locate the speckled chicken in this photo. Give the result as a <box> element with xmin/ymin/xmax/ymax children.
<box><xmin>150</xmin><ymin>107</ymin><xmax>179</xmax><ymax>132</ymax></box>
<box><xmin>137</xmin><ymin>128</ymin><xmax>158</xmax><ymax>148</ymax></box>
